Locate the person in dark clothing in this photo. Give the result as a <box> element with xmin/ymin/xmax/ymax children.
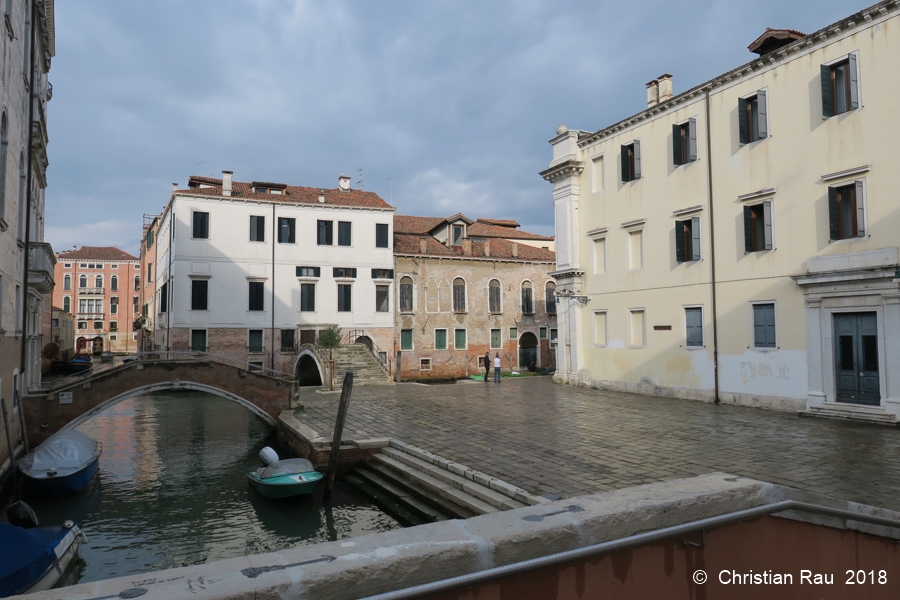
<box><xmin>483</xmin><ymin>352</ymin><xmax>491</xmax><ymax>382</ymax></box>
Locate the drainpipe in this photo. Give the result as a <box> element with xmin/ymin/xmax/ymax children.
<box><xmin>271</xmin><ymin>202</ymin><xmax>276</xmax><ymax>371</ymax></box>
<box><xmin>704</xmin><ymin>87</ymin><xmax>720</xmax><ymax>404</ymax></box>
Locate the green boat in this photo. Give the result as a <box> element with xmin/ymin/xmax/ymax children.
<box><xmin>248</xmin><ymin>457</ymin><xmax>323</xmax><ymax>499</ymax></box>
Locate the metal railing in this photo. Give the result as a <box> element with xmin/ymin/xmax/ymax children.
<box><xmin>77</xmin><ymin>287</ymin><xmax>105</xmax><ymax>295</ymax></box>
<box><xmin>342</xmin><ymin>329</ymin><xmax>392</xmax><ymax>378</ymax></box>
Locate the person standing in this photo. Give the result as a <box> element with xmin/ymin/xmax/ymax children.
<box><xmin>483</xmin><ymin>351</ymin><xmax>491</xmax><ymax>382</ymax></box>
<box><xmin>493</xmin><ymin>353</ymin><xmax>501</xmax><ymax>383</ymax></box>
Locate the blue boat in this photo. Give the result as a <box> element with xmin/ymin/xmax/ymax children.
<box><xmin>19</xmin><ymin>430</ymin><xmax>102</xmax><ymax>497</ymax></box>
<box><xmin>65</xmin><ymin>354</ymin><xmax>92</xmax><ymax>372</ymax></box>
<box><xmin>247</xmin><ymin>447</ymin><xmax>323</xmax><ymax>499</ymax></box>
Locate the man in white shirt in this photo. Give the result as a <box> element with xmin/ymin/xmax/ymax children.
<box><xmin>493</xmin><ymin>353</ymin><xmax>501</xmax><ymax>383</ymax></box>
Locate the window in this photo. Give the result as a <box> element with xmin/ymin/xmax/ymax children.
<box><xmin>375</xmin><ymin>285</ymin><xmax>389</xmax><ymax>312</ymax></box>
<box><xmin>110</xmin><ymin>296</ymin><xmax>119</xmax><ymax>315</ymax></box>
<box><xmin>0</xmin><ymin>113</ymin><xmax>6</xmax><ymax>222</ymax></box>
<box><xmin>133</xmin><ymin>296</ymin><xmax>138</xmax><ymax>311</ymax></box>
<box><xmin>621</xmin><ymin>140</ymin><xmax>641</xmax><ymax>182</ymax></box>
<box><xmin>159</xmin><ymin>282</ymin><xmax>168</xmax><ymax>313</ymax></box>
<box><xmin>110</xmin><ymin>321</ymin><xmax>118</xmax><ymax>332</ymax></box>
<box><xmin>452</xmin><ymin>225</ymin><xmax>464</xmax><ymax>246</ymax></box>
<box><xmin>109</xmin><ymin>334</ymin><xmax>117</xmax><ymax>341</ymax></box>
<box><xmin>248</xmin><ymin>329</ymin><xmax>264</xmax><ymax>353</ymax></box>
<box><xmin>111</xmin><ymin>264</ymin><xmax>118</xmax><ymax>269</ymax></box>
<box><xmin>51</xmin><ymin>318</ymin><xmax>59</xmax><ymax>327</ymax></box>
<box><xmin>739</xmin><ymin>91</ymin><xmax>768</xmax><ymax>144</ymax></box>
<box><xmin>300</xmin><ymin>283</ymin><xmax>316</xmax><ymax>312</ymax></box>
<box><xmin>376</xmin><ymin>223</ymin><xmax>389</xmax><ymax>248</ymax></box>
<box><xmin>452</xmin><ymin>278</ymin><xmax>466</xmax><ymax>313</ymax></box>
<box><xmin>629</xmin><ymin>309</ymin><xmax>646</xmax><ymax>347</ymax></box>
<box><xmin>192</xmin><ymin>211</ymin><xmax>209</xmax><ymax>239</ymax></box>
<box><xmin>95</xmin><ymin>275</ymin><xmax>103</xmax><ymax>288</ymax></box>
<box><xmin>250</xmin><ymin>215</ymin><xmax>265</xmax><ymax>242</ymax></box>
<box><xmin>190</xmin><ymin>329</ymin><xmax>207</xmax><ymax>352</ymax></box>
<box><xmin>434</xmin><ymin>329</ymin><xmax>447</xmax><ymax>350</ymax></box>
<box><xmin>490</xmin><ymin>329</ymin><xmax>501</xmax><ymax>349</ymax></box>
<box><xmin>685</xmin><ymin>307</ymin><xmax>703</xmax><ymax>347</ymax></box>
<box><xmin>79</xmin><ymin>299</ymin><xmax>86</xmax><ymax>313</ymax></box>
<box><xmin>78</xmin><ymin>321</ymin><xmax>87</xmax><ymax>330</ymax></box>
<box><xmin>191</xmin><ymin>280</ymin><xmax>209</xmax><ymax>310</ymax></box>
<box><xmin>454</xmin><ymin>329</ymin><xmax>467</xmax><ymax>349</ymax></box>
<box><xmin>521</xmin><ymin>281</ymin><xmax>534</xmax><ymax>314</ymax></box>
<box><xmin>248</xmin><ymin>281</ymin><xmax>264</xmax><ymax>311</ymax></box>
<box><xmin>828</xmin><ymin>181</ymin><xmax>865</xmax><ymax>241</ymax></box>
<box><xmin>550</xmin><ymin>328</ymin><xmax>558</xmax><ymax>341</ymax></box>
<box><xmin>147</xmin><ymin>263</ymin><xmax>152</xmax><ymax>282</ymax></box>
<box><xmin>545</xmin><ymin>282</ymin><xmax>556</xmax><ymax>315</ymax></box>
<box><xmin>743</xmin><ymin>202</ymin><xmax>773</xmax><ymax>252</ymax></box>
<box><xmin>539</xmin><ymin>327</ymin><xmax>548</xmax><ymax>339</ymax></box>
<box><xmin>821</xmin><ymin>54</ymin><xmax>859</xmax><ymax>118</ymax></box>
<box><xmin>337</xmin><ymin>284</ymin><xmax>352</xmax><ymax>312</ymax></box>
<box><xmin>64</xmin><ymin>263</ymin><xmax>71</xmax><ymax>268</ymax></box>
<box><xmin>79</xmin><ymin>274</ymin><xmax>87</xmax><ymax>288</ymax></box>
<box><xmin>278</xmin><ymin>217</ymin><xmax>296</xmax><ymax>243</ymax></box>
<box><xmin>296</xmin><ymin>266</ymin><xmax>321</xmax><ymax>277</ymax></box>
<box><xmin>134</xmin><ymin>275</ymin><xmax>140</xmax><ymax>291</ymax></box>
<box><xmin>509</xmin><ymin>327</ymin><xmax>518</xmax><ymax>340</ymax></box>
<box><xmin>489</xmin><ymin>279</ymin><xmax>501</xmax><ymax>313</ymax></box>
<box><xmin>593</xmin><ymin>238</ymin><xmax>606</xmax><ymax>275</ymax></box>
<box><xmin>371</xmin><ymin>269</ymin><xmax>394</xmax><ymax>279</ymax></box>
<box><xmin>333</xmin><ymin>267</ymin><xmax>357</xmax><ymax>278</ymax></box>
<box><xmin>420</xmin><ymin>358</ymin><xmax>432</xmax><ymax>371</ymax></box>
<box><xmin>249</xmin><ymin>361</ymin><xmax>264</xmax><ymax>372</ymax></box>
<box><xmin>593</xmin><ymin>311</ymin><xmax>607</xmax><ymax>346</ymax></box>
<box><xmin>317</xmin><ymin>220</ymin><xmax>333</xmax><ymax>245</ymax></box>
<box><xmin>753</xmin><ymin>303</ymin><xmax>776</xmax><ymax>348</ymax></box>
<box><xmin>400</xmin><ymin>329</ymin><xmax>413</xmax><ymax>350</ymax></box>
<box><xmin>591</xmin><ymin>155</ymin><xmax>604</xmax><ymax>192</ymax></box>
<box><xmin>93</xmin><ymin>321</ymin><xmax>103</xmax><ymax>330</ymax></box>
<box><xmin>63</xmin><ymin>274</ymin><xmax>71</xmax><ymax>290</ymax></box>
<box><xmin>338</xmin><ymin>221</ymin><xmax>351</xmax><ymax>246</ymax></box>
<box><xmin>399</xmin><ymin>276</ymin><xmax>414</xmax><ymax>312</ymax></box>
<box><xmin>111</xmin><ymin>275</ymin><xmax>118</xmax><ymax>291</ymax></box>
<box><xmin>63</xmin><ymin>296</ymin><xmax>71</xmax><ymax>312</ymax></box>
<box><xmin>280</xmin><ymin>329</ymin><xmax>295</xmax><ymax>352</ymax></box>
<box><xmin>675</xmin><ymin>217</ymin><xmax>701</xmax><ymax>262</ymax></box>
<box><xmin>628</xmin><ymin>229</ymin><xmax>644</xmax><ymax>270</ymax></box>
<box><xmin>672</xmin><ymin>118</ymin><xmax>698</xmax><ymax>165</ymax></box>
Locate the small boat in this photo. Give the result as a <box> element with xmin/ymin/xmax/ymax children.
<box><xmin>65</xmin><ymin>354</ymin><xmax>92</xmax><ymax>373</ymax></box>
<box><xmin>0</xmin><ymin>502</ymin><xmax>87</xmax><ymax>598</ymax></box>
<box><xmin>20</xmin><ymin>430</ymin><xmax>102</xmax><ymax>497</ymax></box>
<box><xmin>247</xmin><ymin>447</ymin><xmax>323</xmax><ymax>499</ymax></box>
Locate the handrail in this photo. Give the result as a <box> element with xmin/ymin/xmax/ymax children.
<box><xmin>362</xmin><ymin>500</ymin><xmax>900</xmax><ymax>600</ymax></box>
<box><xmin>342</xmin><ymin>329</ymin><xmax>393</xmax><ymax>378</ymax></box>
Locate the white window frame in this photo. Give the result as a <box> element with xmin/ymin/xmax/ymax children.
<box><xmin>749</xmin><ymin>300</ymin><xmax>778</xmax><ymax>351</ymax></box>
<box><xmin>487</xmin><ymin>278</ymin><xmax>502</xmax><ymax>314</ymax></box>
<box><xmin>627</xmin><ymin>228</ymin><xmax>645</xmax><ymax>272</ymax></box>
<box><xmin>490</xmin><ymin>328</ymin><xmax>502</xmax><ymax>349</ymax></box>
<box><xmin>628</xmin><ymin>308</ymin><xmax>647</xmax><ymax>349</ymax></box>
<box><xmin>434</xmin><ymin>328</ymin><xmax>448</xmax><ymax>350</ymax></box>
<box><xmin>399</xmin><ymin>275</ymin><xmax>416</xmax><ymax>314</ymax></box>
<box><xmin>591</xmin><ymin>235</ymin><xmax>607</xmax><ymax>275</ymax></box>
<box><xmin>828</xmin><ymin>177</ymin><xmax>868</xmax><ymax>245</ymax></box>
<box><xmin>823</xmin><ymin>51</ymin><xmax>862</xmax><ymax>111</ymax></box>
<box><xmin>419</xmin><ymin>358</ymin><xmax>432</xmax><ymax>371</ymax></box>
<box><xmin>247</xmin><ymin>329</ymin><xmax>265</xmax><ymax>354</ymax></box>
<box><xmin>400</xmin><ymin>328</ymin><xmax>414</xmax><ymax>351</ymax></box>
<box><xmin>592</xmin><ymin>310</ymin><xmax>608</xmax><ymax>347</ymax></box>
<box><xmin>591</xmin><ymin>153</ymin><xmax>605</xmax><ymax>192</ymax></box>
<box><xmin>683</xmin><ymin>305</ymin><xmax>704</xmax><ymax>349</ymax></box>
<box><xmin>191</xmin><ymin>209</ymin><xmax>211</xmax><ymax>240</ymax></box>
<box><xmin>453</xmin><ymin>328</ymin><xmax>468</xmax><ymax>350</ymax></box>
<box><xmin>739</xmin><ymin>88</ymin><xmax>770</xmax><ymax>145</ymax></box>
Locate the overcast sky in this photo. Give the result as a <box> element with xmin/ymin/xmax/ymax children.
<box><xmin>45</xmin><ymin>0</ymin><xmax>857</xmax><ymax>256</ymax></box>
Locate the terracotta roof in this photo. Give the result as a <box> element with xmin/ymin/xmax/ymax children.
<box><xmin>177</xmin><ymin>176</ymin><xmax>394</xmax><ymax>210</ymax></box>
<box><xmin>747</xmin><ymin>28</ymin><xmax>807</xmax><ymax>55</ymax></box>
<box><xmin>467</xmin><ymin>222</ymin><xmax>554</xmax><ymax>241</ymax></box>
<box><xmin>394</xmin><ymin>233</ymin><xmax>555</xmax><ymax>262</ymax></box>
<box><xmin>56</xmin><ymin>246</ymin><xmax>138</xmax><ymax>261</ymax></box>
<box><xmin>476</xmin><ymin>218</ymin><xmax>520</xmax><ymax>228</ymax></box>
<box><xmin>393</xmin><ymin>214</ymin><xmax>553</xmax><ymax>241</ymax></box>
<box><xmin>393</xmin><ymin>215</ymin><xmax>447</xmax><ymax>235</ymax></box>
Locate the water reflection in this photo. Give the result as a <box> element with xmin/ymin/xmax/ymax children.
<box><xmin>25</xmin><ymin>390</ymin><xmax>399</xmax><ymax>584</ymax></box>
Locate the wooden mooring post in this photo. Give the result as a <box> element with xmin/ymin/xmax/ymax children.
<box><xmin>324</xmin><ymin>371</ymin><xmax>353</xmax><ymax>498</ymax></box>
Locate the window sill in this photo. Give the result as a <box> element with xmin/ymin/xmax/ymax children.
<box><xmin>683</xmin><ymin>345</ymin><xmax>705</xmax><ymax>351</ymax></box>
<box><xmin>748</xmin><ymin>346</ymin><xmax>779</xmax><ymax>352</ymax></box>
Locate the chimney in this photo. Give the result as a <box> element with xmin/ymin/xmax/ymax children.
<box><xmin>338</xmin><ymin>174</ymin><xmax>351</xmax><ymax>190</ymax></box>
<box><xmin>222</xmin><ymin>171</ymin><xmax>233</xmax><ymax>197</ymax></box>
<box><xmin>646</xmin><ymin>79</ymin><xmax>659</xmax><ymax>108</ymax></box>
<box><xmin>484</xmin><ymin>240</ymin><xmax>491</xmax><ymax>257</ymax></box>
<box><xmin>171</xmin><ymin>182</ymin><xmax>178</xmax><ymax>193</ymax></box>
<box><xmin>511</xmin><ymin>241</ymin><xmax>518</xmax><ymax>258</ymax></box>
<box><xmin>657</xmin><ymin>74</ymin><xmax>673</xmax><ymax>103</ymax></box>
<box><xmin>462</xmin><ymin>239</ymin><xmax>472</xmax><ymax>256</ymax></box>
<box><xmin>419</xmin><ymin>239</ymin><xmax>428</xmax><ymax>254</ymax></box>
<box><xmin>318</xmin><ymin>190</ymin><xmax>326</xmax><ymax>203</ymax></box>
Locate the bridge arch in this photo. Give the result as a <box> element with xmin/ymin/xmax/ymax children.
<box><xmin>61</xmin><ymin>381</ymin><xmax>279</xmax><ymax>432</ymax></box>
<box><xmin>294</xmin><ymin>349</ymin><xmax>324</xmax><ymax>386</ymax></box>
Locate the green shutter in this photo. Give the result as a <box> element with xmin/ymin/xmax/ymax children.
<box><xmin>828</xmin><ymin>187</ymin><xmax>839</xmax><ymax>241</ymax></box>
<box><xmin>691</xmin><ymin>217</ymin><xmax>701</xmax><ymax>260</ymax></box>
<box><xmin>675</xmin><ymin>220</ymin><xmax>686</xmax><ymax>263</ymax></box>
<box><xmin>688</xmin><ymin>118</ymin><xmax>698</xmax><ymax>162</ymax></box>
<box><xmin>743</xmin><ymin>205</ymin><xmax>754</xmax><ymax>252</ymax></box>
<box><xmin>756</xmin><ymin>91</ymin><xmax>768</xmax><ymax>139</ymax></box>
<box><xmin>855</xmin><ymin>180</ymin><xmax>865</xmax><ymax>236</ymax></box>
<box><xmin>633</xmin><ymin>140</ymin><xmax>641</xmax><ymax>179</ymax></box>
<box><xmin>848</xmin><ymin>53</ymin><xmax>859</xmax><ymax>110</ymax></box>
<box><xmin>738</xmin><ymin>97</ymin><xmax>749</xmax><ymax>144</ymax></box>
<box><xmin>821</xmin><ymin>65</ymin><xmax>834</xmax><ymax>118</ymax></box>
<box><xmin>621</xmin><ymin>145</ymin><xmax>630</xmax><ymax>182</ymax></box>
<box><xmin>763</xmin><ymin>202</ymin><xmax>773</xmax><ymax>250</ymax></box>
<box><xmin>672</xmin><ymin>124</ymin><xmax>682</xmax><ymax>166</ymax></box>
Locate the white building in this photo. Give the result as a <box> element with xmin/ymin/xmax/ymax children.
<box><xmin>151</xmin><ymin>172</ymin><xmax>396</xmax><ymax>373</ymax></box>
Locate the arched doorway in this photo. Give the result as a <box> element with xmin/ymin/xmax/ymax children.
<box><xmin>355</xmin><ymin>335</ymin><xmax>373</xmax><ymax>351</ymax></box>
<box><xmin>91</xmin><ymin>336</ymin><xmax>103</xmax><ymax>355</ymax></box>
<box><xmin>519</xmin><ymin>332</ymin><xmax>539</xmax><ymax>371</ymax></box>
<box><xmin>294</xmin><ymin>353</ymin><xmax>323</xmax><ymax>386</ymax></box>
<box><xmin>76</xmin><ymin>337</ymin><xmax>87</xmax><ymax>353</ymax></box>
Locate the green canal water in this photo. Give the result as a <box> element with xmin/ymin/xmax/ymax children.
<box><xmin>24</xmin><ymin>390</ymin><xmax>400</xmax><ymax>585</ymax></box>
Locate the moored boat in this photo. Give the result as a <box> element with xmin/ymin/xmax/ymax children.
<box><xmin>20</xmin><ymin>430</ymin><xmax>102</xmax><ymax>497</ymax></box>
<box><xmin>247</xmin><ymin>447</ymin><xmax>323</xmax><ymax>499</ymax></box>
<box><xmin>65</xmin><ymin>354</ymin><xmax>92</xmax><ymax>372</ymax></box>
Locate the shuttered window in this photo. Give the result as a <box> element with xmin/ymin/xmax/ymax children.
<box><xmin>753</xmin><ymin>303</ymin><xmax>776</xmax><ymax>348</ymax></box>
<box><xmin>337</xmin><ymin>284</ymin><xmax>352</xmax><ymax>312</ymax></box>
<box><xmin>376</xmin><ymin>223</ymin><xmax>389</xmax><ymax>248</ymax></box>
<box><xmin>454</xmin><ymin>329</ymin><xmax>467</xmax><ymax>349</ymax></box>
<box><xmin>452</xmin><ymin>278</ymin><xmax>466</xmax><ymax>312</ymax></box>
<box><xmin>545</xmin><ymin>283</ymin><xmax>556</xmax><ymax>315</ymax></box>
<box><xmin>159</xmin><ymin>282</ymin><xmax>168</xmax><ymax>313</ymax></box>
<box><xmin>685</xmin><ymin>307</ymin><xmax>703</xmax><ymax>347</ymax></box>
<box><xmin>333</xmin><ymin>267</ymin><xmax>357</xmax><ymax>278</ymax></box>
<box><xmin>821</xmin><ymin>54</ymin><xmax>859</xmax><ymax>118</ymax></box>
<box><xmin>248</xmin><ymin>281</ymin><xmax>265</xmax><ymax>311</ymax></box>
<box><xmin>521</xmin><ymin>282</ymin><xmax>534</xmax><ymax>314</ymax></box>
<box><xmin>399</xmin><ymin>277</ymin><xmax>414</xmax><ymax>312</ymax></box>
<box><xmin>489</xmin><ymin>280</ymin><xmax>501</xmax><ymax>313</ymax></box>
<box><xmin>738</xmin><ymin>90</ymin><xmax>768</xmax><ymax>144</ymax></box>
<box><xmin>300</xmin><ymin>283</ymin><xmax>315</xmax><ymax>312</ymax></box>
<box><xmin>192</xmin><ymin>212</ymin><xmax>209</xmax><ymax>239</ymax></box>
<box><xmin>248</xmin><ymin>330</ymin><xmax>264</xmax><ymax>353</ymax></box>
<box><xmin>490</xmin><ymin>329</ymin><xmax>501</xmax><ymax>349</ymax></box>
<box><xmin>434</xmin><ymin>329</ymin><xmax>447</xmax><ymax>350</ymax></box>
<box><xmin>620</xmin><ymin>140</ymin><xmax>641</xmax><ymax>182</ymax></box>
<box><xmin>338</xmin><ymin>221</ymin><xmax>352</xmax><ymax>246</ymax></box>
<box><xmin>672</xmin><ymin>118</ymin><xmax>698</xmax><ymax>166</ymax></box>
<box><xmin>190</xmin><ymin>329</ymin><xmax>207</xmax><ymax>352</ymax></box>
<box><xmin>281</xmin><ymin>329</ymin><xmax>295</xmax><ymax>352</ymax></box>
<box><xmin>743</xmin><ymin>202</ymin><xmax>773</xmax><ymax>252</ymax></box>
<box><xmin>828</xmin><ymin>181</ymin><xmax>865</xmax><ymax>241</ymax></box>
<box><xmin>250</xmin><ymin>216</ymin><xmax>265</xmax><ymax>242</ymax></box>
<box><xmin>400</xmin><ymin>329</ymin><xmax>413</xmax><ymax>350</ymax></box>
<box><xmin>675</xmin><ymin>217</ymin><xmax>701</xmax><ymax>263</ymax></box>
<box><xmin>191</xmin><ymin>279</ymin><xmax>209</xmax><ymax>310</ymax></box>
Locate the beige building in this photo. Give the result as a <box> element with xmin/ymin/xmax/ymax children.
<box><xmin>542</xmin><ymin>0</ymin><xmax>900</xmax><ymax>423</ymax></box>
<box><xmin>51</xmin><ymin>306</ymin><xmax>74</xmax><ymax>361</ymax></box>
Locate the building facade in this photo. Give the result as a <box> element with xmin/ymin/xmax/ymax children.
<box><xmin>50</xmin><ymin>306</ymin><xmax>74</xmax><ymax>361</ymax></box>
<box><xmin>393</xmin><ymin>214</ymin><xmax>557</xmax><ymax>379</ymax></box>
<box><xmin>52</xmin><ymin>247</ymin><xmax>141</xmax><ymax>354</ymax></box>
<box><xmin>542</xmin><ymin>0</ymin><xmax>900</xmax><ymax>421</ymax></box>
<box><xmin>137</xmin><ymin>213</ymin><xmax>159</xmax><ymax>352</ymax></box>
<box><xmin>151</xmin><ymin>172</ymin><xmax>396</xmax><ymax>374</ymax></box>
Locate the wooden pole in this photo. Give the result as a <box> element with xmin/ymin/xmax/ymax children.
<box><xmin>324</xmin><ymin>371</ymin><xmax>353</xmax><ymax>498</ymax></box>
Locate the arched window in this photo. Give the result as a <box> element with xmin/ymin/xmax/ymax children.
<box><xmin>63</xmin><ymin>274</ymin><xmax>71</xmax><ymax>290</ymax></box>
<box><xmin>521</xmin><ymin>281</ymin><xmax>534</xmax><ymax>314</ymax></box>
<box><xmin>452</xmin><ymin>278</ymin><xmax>466</xmax><ymax>313</ymax></box>
<box><xmin>545</xmin><ymin>282</ymin><xmax>556</xmax><ymax>315</ymax></box>
<box><xmin>62</xmin><ymin>296</ymin><xmax>71</xmax><ymax>312</ymax></box>
<box><xmin>95</xmin><ymin>275</ymin><xmax>103</xmax><ymax>288</ymax></box>
<box><xmin>489</xmin><ymin>279</ymin><xmax>501</xmax><ymax>313</ymax></box>
<box><xmin>111</xmin><ymin>275</ymin><xmax>118</xmax><ymax>291</ymax></box>
<box><xmin>0</xmin><ymin>113</ymin><xmax>7</xmax><ymax>220</ymax></box>
<box><xmin>399</xmin><ymin>276</ymin><xmax>414</xmax><ymax>313</ymax></box>
<box><xmin>79</xmin><ymin>275</ymin><xmax>87</xmax><ymax>288</ymax></box>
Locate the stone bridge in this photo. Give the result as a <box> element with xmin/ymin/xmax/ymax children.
<box><xmin>24</xmin><ymin>359</ymin><xmax>296</xmax><ymax>446</ymax></box>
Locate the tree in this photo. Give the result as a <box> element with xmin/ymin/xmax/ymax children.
<box><xmin>318</xmin><ymin>325</ymin><xmax>342</xmax><ymax>349</ymax></box>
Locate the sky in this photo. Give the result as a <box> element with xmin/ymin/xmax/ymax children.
<box><xmin>45</xmin><ymin>0</ymin><xmax>858</xmax><ymax>257</ymax></box>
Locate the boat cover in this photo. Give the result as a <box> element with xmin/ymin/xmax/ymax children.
<box><xmin>0</xmin><ymin>523</ymin><xmax>73</xmax><ymax>597</ymax></box>
<box><xmin>258</xmin><ymin>458</ymin><xmax>316</xmax><ymax>479</ymax></box>
<box><xmin>19</xmin><ymin>430</ymin><xmax>100</xmax><ymax>479</ymax></box>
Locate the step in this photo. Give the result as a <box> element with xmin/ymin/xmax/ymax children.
<box><xmin>365</xmin><ymin>463</ymin><xmax>477</xmax><ymax>519</ymax></box>
<box><xmin>372</xmin><ymin>454</ymin><xmax>501</xmax><ymax>516</ymax></box>
<box><xmin>342</xmin><ymin>473</ymin><xmax>429</xmax><ymax>527</ymax></box>
<box><xmin>380</xmin><ymin>447</ymin><xmax>526</xmax><ymax>511</ymax></box>
<box><xmin>801</xmin><ymin>403</ymin><xmax>897</xmax><ymax>424</ymax></box>
<box><xmin>353</xmin><ymin>466</ymin><xmax>450</xmax><ymax>522</ymax></box>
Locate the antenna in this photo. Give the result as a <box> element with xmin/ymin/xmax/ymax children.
<box><xmin>355</xmin><ymin>168</ymin><xmax>363</xmax><ymax>190</ymax></box>
<box><xmin>387</xmin><ymin>177</ymin><xmax>393</xmax><ymax>203</ymax></box>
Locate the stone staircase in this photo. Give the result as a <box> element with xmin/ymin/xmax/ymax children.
<box><xmin>801</xmin><ymin>402</ymin><xmax>898</xmax><ymax>425</ymax></box>
<box><xmin>346</xmin><ymin>440</ymin><xmax>547</xmax><ymax>525</ymax></box>
<box><xmin>328</xmin><ymin>343</ymin><xmax>394</xmax><ymax>386</ymax></box>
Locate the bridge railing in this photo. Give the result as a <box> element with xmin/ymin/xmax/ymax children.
<box><xmin>31</xmin><ymin>351</ymin><xmax>293</xmax><ymax>393</ymax></box>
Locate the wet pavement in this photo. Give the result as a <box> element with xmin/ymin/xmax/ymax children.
<box><xmin>295</xmin><ymin>377</ymin><xmax>900</xmax><ymax>510</ymax></box>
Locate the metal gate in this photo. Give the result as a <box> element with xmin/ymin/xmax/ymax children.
<box><xmin>834</xmin><ymin>312</ymin><xmax>880</xmax><ymax>405</ymax></box>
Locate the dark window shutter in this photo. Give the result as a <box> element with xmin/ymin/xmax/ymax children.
<box><xmin>828</xmin><ymin>186</ymin><xmax>839</xmax><ymax>240</ymax></box>
<box><xmin>633</xmin><ymin>140</ymin><xmax>641</xmax><ymax>179</ymax></box>
<box><xmin>743</xmin><ymin>205</ymin><xmax>754</xmax><ymax>252</ymax></box>
<box><xmin>675</xmin><ymin>220</ymin><xmax>686</xmax><ymax>263</ymax></box>
<box><xmin>821</xmin><ymin>65</ymin><xmax>834</xmax><ymax>118</ymax></box>
<box><xmin>848</xmin><ymin>53</ymin><xmax>859</xmax><ymax>110</ymax></box>
<box><xmin>763</xmin><ymin>202</ymin><xmax>773</xmax><ymax>250</ymax></box>
<box><xmin>672</xmin><ymin>124</ymin><xmax>682</xmax><ymax>166</ymax></box>
<box><xmin>738</xmin><ymin>97</ymin><xmax>749</xmax><ymax>144</ymax></box>
<box><xmin>621</xmin><ymin>145</ymin><xmax>630</xmax><ymax>182</ymax></box>
<box><xmin>756</xmin><ymin>91</ymin><xmax>768</xmax><ymax>139</ymax></box>
<box><xmin>688</xmin><ymin>118</ymin><xmax>698</xmax><ymax>162</ymax></box>
<box><xmin>691</xmin><ymin>217</ymin><xmax>701</xmax><ymax>260</ymax></box>
<box><xmin>855</xmin><ymin>180</ymin><xmax>865</xmax><ymax>236</ymax></box>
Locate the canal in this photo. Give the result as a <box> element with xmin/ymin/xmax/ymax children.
<box><xmin>22</xmin><ymin>390</ymin><xmax>400</xmax><ymax>585</ymax></box>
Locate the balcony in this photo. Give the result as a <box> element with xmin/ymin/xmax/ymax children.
<box><xmin>28</xmin><ymin>242</ymin><xmax>56</xmax><ymax>294</ymax></box>
<box><xmin>78</xmin><ymin>287</ymin><xmax>105</xmax><ymax>296</ymax></box>
<box><xmin>76</xmin><ymin>312</ymin><xmax>105</xmax><ymax>320</ymax></box>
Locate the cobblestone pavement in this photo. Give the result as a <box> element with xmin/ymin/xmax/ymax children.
<box><xmin>294</xmin><ymin>377</ymin><xmax>900</xmax><ymax>510</ymax></box>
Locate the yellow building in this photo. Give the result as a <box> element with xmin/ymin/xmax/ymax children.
<box><xmin>542</xmin><ymin>0</ymin><xmax>900</xmax><ymax>423</ymax></box>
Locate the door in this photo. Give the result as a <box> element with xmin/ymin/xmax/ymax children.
<box><xmin>834</xmin><ymin>312</ymin><xmax>880</xmax><ymax>405</ymax></box>
<box><xmin>519</xmin><ymin>332</ymin><xmax>538</xmax><ymax>372</ymax></box>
